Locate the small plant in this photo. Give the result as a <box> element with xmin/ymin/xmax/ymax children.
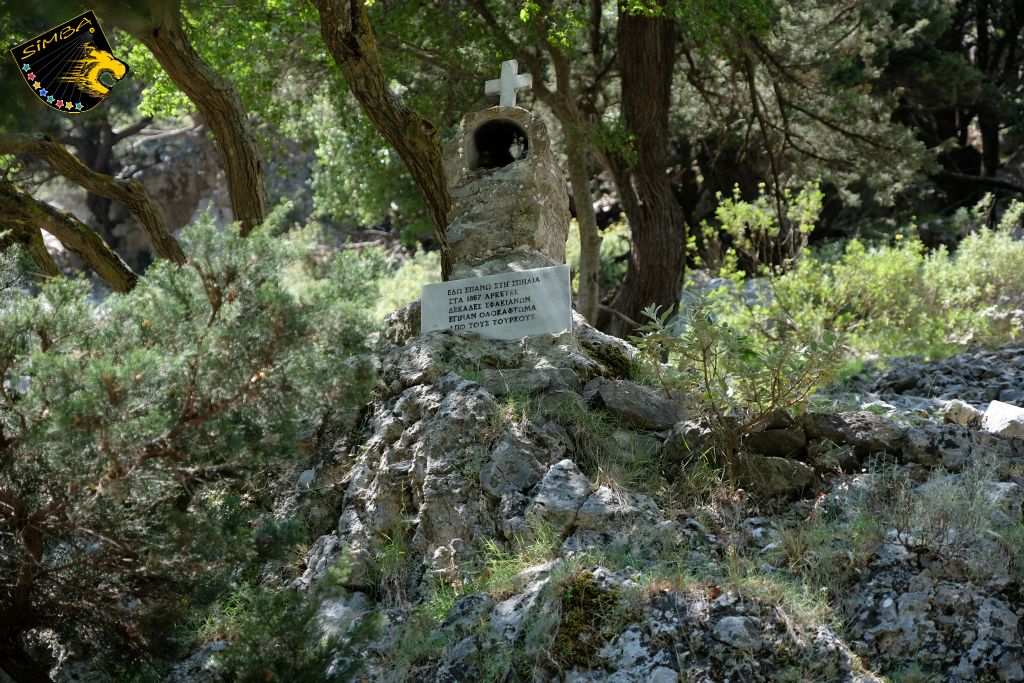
<box><xmin>204</xmin><ymin>558</ymin><xmax>380</xmax><ymax>682</ymax></box>
<box><xmin>552</xmin><ymin>572</ymin><xmax>623</xmax><ymax>671</ymax></box>
<box><xmin>696</xmin><ymin>181</ymin><xmax>823</xmax><ymax>275</ymax></box>
<box><xmin>707</xmin><ymin>196</ymin><xmax>1024</xmax><ymax>358</ymax></box>
<box><xmin>369</xmin><ymin>523</ymin><xmax>415</xmax><ymax>608</ymax></box>
<box><xmin>634</xmin><ymin>293</ymin><xmax>840</xmax><ymax>478</ymax></box>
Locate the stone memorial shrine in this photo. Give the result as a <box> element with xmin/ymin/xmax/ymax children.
<box><xmin>420</xmin><ymin>59</ymin><xmax>573</xmax><ymax>340</ymax></box>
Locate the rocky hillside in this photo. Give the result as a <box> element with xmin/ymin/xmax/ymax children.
<box><xmin>177</xmin><ymin>311</ymin><xmax>1024</xmax><ymax>683</ymax></box>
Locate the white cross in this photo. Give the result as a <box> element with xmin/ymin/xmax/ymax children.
<box><xmin>484</xmin><ymin>59</ymin><xmax>533</xmax><ymax>107</ymax></box>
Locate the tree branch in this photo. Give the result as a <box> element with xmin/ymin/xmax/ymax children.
<box><xmin>312</xmin><ymin>0</ymin><xmax>453</xmax><ymax>279</ymax></box>
<box><xmin>0</xmin><ymin>180</ymin><xmax>138</xmax><ymax>293</ymax></box>
<box><xmin>99</xmin><ymin>0</ymin><xmax>269</xmax><ymax>236</ymax></box>
<box><xmin>0</xmin><ymin>134</ymin><xmax>185</xmax><ymax>264</ymax></box>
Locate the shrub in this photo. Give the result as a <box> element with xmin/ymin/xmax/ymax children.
<box><xmin>565</xmin><ymin>218</ymin><xmax>632</xmax><ymax>292</ymax></box>
<box><xmin>695</xmin><ymin>181</ymin><xmax>823</xmax><ymax>275</ymax></box>
<box><xmin>373</xmin><ymin>246</ymin><xmax>440</xmax><ymax>320</ymax></box>
<box><xmin>202</xmin><ymin>559</ymin><xmax>379</xmax><ymax>682</ymax></box>
<box><xmin>634</xmin><ymin>293</ymin><xmax>841</xmax><ymax>474</ymax></box>
<box><xmin>708</xmin><ymin>205</ymin><xmax>1024</xmax><ymax>357</ymax></box>
<box><xmin>0</xmin><ymin>217</ymin><xmax>380</xmax><ymax>673</ymax></box>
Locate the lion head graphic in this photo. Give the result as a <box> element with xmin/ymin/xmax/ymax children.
<box><xmin>59</xmin><ymin>45</ymin><xmax>128</xmax><ymax>98</ymax></box>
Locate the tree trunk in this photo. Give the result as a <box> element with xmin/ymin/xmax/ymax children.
<box><xmin>115</xmin><ymin>2</ymin><xmax>268</xmax><ymax>236</ymax></box>
<box><xmin>600</xmin><ymin>2</ymin><xmax>686</xmax><ymax>338</ymax></box>
<box><xmin>0</xmin><ymin>180</ymin><xmax>138</xmax><ymax>292</ymax></box>
<box><xmin>0</xmin><ymin>134</ymin><xmax>184</xmax><ymax>264</ymax></box>
<box><xmin>313</xmin><ymin>0</ymin><xmax>454</xmax><ymax>279</ymax></box>
<box><xmin>1</xmin><ymin>224</ymin><xmax>60</xmax><ymax>278</ymax></box>
<box><xmin>566</xmin><ymin>131</ymin><xmax>601</xmax><ymax>323</ymax></box>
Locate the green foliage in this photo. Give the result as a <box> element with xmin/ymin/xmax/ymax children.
<box><xmin>710</xmin><ymin>199</ymin><xmax>1024</xmax><ymax>358</ymax></box>
<box><xmin>698</xmin><ymin>181</ymin><xmax>824</xmax><ymax>275</ymax></box>
<box><xmin>202</xmin><ymin>559</ymin><xmax>378</xmax><ymax>682</ymax></box>
<box><xmin>566</xmin><ymin>219</ymin><xmax>632</xmax><ymax>293</ymax></box>
<box><xmin>373</xmin><ymin>247</ymin><xmax>441</xmax><ymax>320</ymax></box>
<box><xmin>0</xmin><ymin>216</ymin><xmax>380</xmax><ymax>666</ymax></box>
<box><xmin>552</xmin><ymin>572</ymin><xmax>622</xmax><ymax>670</ymax></box>
<box><xmin>635</xmin><ymin>294</ymin><xmax>840</xmax><ymax>470</ymax></box>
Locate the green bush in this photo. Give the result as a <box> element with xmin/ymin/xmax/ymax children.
<box><xmin>201</xmin><ymin>559</ymin><xmax>379</xmax><ymax>682</ymax></box>
<box><xmin>696</xmin><ymin>181</ymin><xmax>823</xmax><ymax>275</ymax></box>
<box><xmin>635</xmin><ymin>294</ymin><xmax>841</xmax><ymax>472</ymax></box>
<box><xmin>373</xmin><ymin>246</ymin><xmax>440</xmax><ymax>320</ymax></box>
<box><xmin>565</xmin><ymin>218</ymin><xmax>632</xmax><ymax>293</ymax></box>
<box><xmin>709</xmin><ymin>200</ymin><xmax>1024</xmax><ymax>358</ymax></box>
<box><xmin>0</xmin><ymin>218</ymin><xmax>380</xmax><ymax>672</ymax></box>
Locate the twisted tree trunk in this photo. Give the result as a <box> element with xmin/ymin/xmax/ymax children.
<box><xmin>109</xmin><ymin>1</ymin><xmax>269</xmax><ymax>236</ymax></box>
<box><xmin>601</xmin><ymin>2</ymin><xmax>686</xmax><ymax>337</ymax></box>
<box><xmin>0</xmin><ymin>134</ymin><xmax>184</xmax><ymax>264</ymax></box>
<box><xmin>313</xmin><ymin>0</ymin><xmax>454</xmax><ymax>279</ymax></box>
<box><xmin>0</xmin><ymin>180</ymin><xmax>138</xmax><ymax>292</ymax></box>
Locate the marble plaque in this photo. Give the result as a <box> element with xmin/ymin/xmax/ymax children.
<box><xmin>421</xmin><ymin>264</ymin><xmax>572</xmax><ymax>340</ymax></box>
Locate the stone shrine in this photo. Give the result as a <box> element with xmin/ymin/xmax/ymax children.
<box><xmin>420</xmin><ymin>60</ymin><xmax>572</xmax><ymax>339</ymax></box>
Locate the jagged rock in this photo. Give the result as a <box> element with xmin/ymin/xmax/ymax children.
<box><xmin>573</xmin><ymin>486</ymin><xmax>661</xmax><ymax>532</ymax></box>
<box><xmin>871</xmin><ymin>344</ymin><xmax>1024</xmax><ymax>405</ymax></box>
<box><xmin>944</xmin><ymin>398</ymin><xmax>984</xmax><ymax>427</ymax></box>
<box><xmin>844</xmin><ymin>539</ymin><xmax>1024</xmax><ymax>681</ymax></box>
<box><xmin>378</xmin><ymin>300</ymin><xmax>421</xmax><ymax>353</ymax></box>
<box><xmin>983</xmin><ymin>400</ymin><xmax>1024</xmax><ymax>437</ymax></box>
<box><xmin>479</xmin><ymin>424</ymin><xmax>546</xmax><ymax>497</ymax></box>
<box><xmin>584</xmin><ymin>378</ymin><xmax>687</xmax><ymax>430</ymax></box>
<box><xmin>381</xmin><ymin>329</ymin><xmax>604</xmax><ymax>393</ymax></box>
<box><xmin>743</xmin><ymin>426</ymin><xmax>808</xmax><ymax>459</ymax></box>
<box><xmin>986</xmin><ymin>481</ymin><xmax>1024</xmax><ymax>524</ymax></box>
<box><xmin>572</xmin><ymin>311</ymin><xmax>638</xmax><ymax>378</ymax></box>
<box><xmin>490</xmin><ymin>573</ymin><xmax>555</xmax><ymax>642</ymax></box>
<box><xmin>808</xmin><ymin>439</ymin><xmax>860</xmax><ymax>473</ymax></box>
<box><xmin>475</xmin><ymin>367</ymin><xmax>580</xmax><ymax>395</ymax></box>
<box><xmin>525</xmin><ymin>459</ymin><xmax>591</xmax><ymax>535</ymax></box>
<box><xmin>901</xmin><ymin>423</ymin><xmax>1012</xmax><ymax>470</ymax></box>
<box><xmin>733</xmin><ymin>453</ymin><xmax>817</xmax><ymax>498</ymax></box>
<box><xmin>662</xmin><ymin>420</ymin><xmax>715</xmax><ymax>466</ymax></box>
<box><xmin>316</xmin><ymin>592</ymin><xmax>369</xmax><ymax>639</ymax></box>
<box><xmin>803</xmin><ymin>411</ymin><xmax>906</xmax><ymax>457</ymax></box>
<box><xmin>712</xmin><ymin>616</ymin><xmax>762</xmax><ymax>650</ymax></box>
<box><xmin>166</xmin><ymin>641</ymin><xmax>226</xmax><ymax>683</ymax></box>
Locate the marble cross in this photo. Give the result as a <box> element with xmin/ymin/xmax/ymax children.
<box><xmin>484</xmin><ymin>59</ymin><xmax>533</xmax><ymax>107</ymax></box>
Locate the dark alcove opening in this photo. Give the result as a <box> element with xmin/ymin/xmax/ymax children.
<box><xmin>468</xmin><ymin>120</ymin><xmax>529</xmax><ymax>170</ymax></box>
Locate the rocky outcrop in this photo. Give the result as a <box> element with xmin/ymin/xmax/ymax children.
<box><xmin>283</xmin><ymin>310</ymin><xmax>1024</xmax><ymax>683</ymax></box>
<box><xmin>870</xmin><ymin>344</ymin><xmax>1024</xmax><ymax>405</ymax></box>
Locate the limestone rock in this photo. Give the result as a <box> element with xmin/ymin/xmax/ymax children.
<box><xmin>525</xmin><ymin>459</ymin><xmax>591</xmax><ymax>535</ymax></box>
<box><xmin>983</xmin><ymin>400</ymin><xmax>1024</xmax><ymax>437</ymax></box>
<box><xmin>901</xmin><ymin>423</ymin><xmax>1012</xmax><ymax>470</ymax></box>
<box><xmin>572</xmin><ymin>311</ymin><xmax>638</xmax><ymax>378</ymax></box>
<box><xmin>943</xmin><ymin>398</ymin><xmax>984</xmax><ymax>427</ymax></box>
<box><xmin>733</xmin><ymin>453</ymin><xmax>817</xmax><ymax>498</ymax></box>
<box><xmin>166</xmin><ymin>641</ymin><xmax>226</xmax><ymax>683</ymax></box>
<box><xmin>378</xmin><ymin>300</ymin><xmax>421</xmax><ymax>353</ymax></box>
<box><xmin>663</xmin><ymin>420</ymin><xmax>715</xmax><ymax>467</ymax></box>
<box><xmin>844</xmin><ymin>539</ymin><xmax>1024</xmax><ymax>681</ymax></box>
<box><xmin>479</xmin><ymin>425</ymin><xmax>545</xmax><ymax>497</ymax></box>
<box><xmin>584</xmin><ymin>377</ymin><xmax>687</xmax><ymax>431</ymax></box>
<box><xmin>712</xmin><ymin>616</ymin><xmax>762</xmax><ymax>650</ymax></box>
<box><xmin>803</xmin><ymin>411</ymin><xmax>906</xmax><ymax>457</ymax></box>
<box><xmin>743</xmin><ymin>426</ymin><xmax>808</xmax><ymax>459</ymax></box>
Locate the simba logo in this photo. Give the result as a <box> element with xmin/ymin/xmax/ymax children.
<box><xmin>9</xmin><ymin>10</ymin><xmax>129</xmax><ymax>114</ymax></box>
